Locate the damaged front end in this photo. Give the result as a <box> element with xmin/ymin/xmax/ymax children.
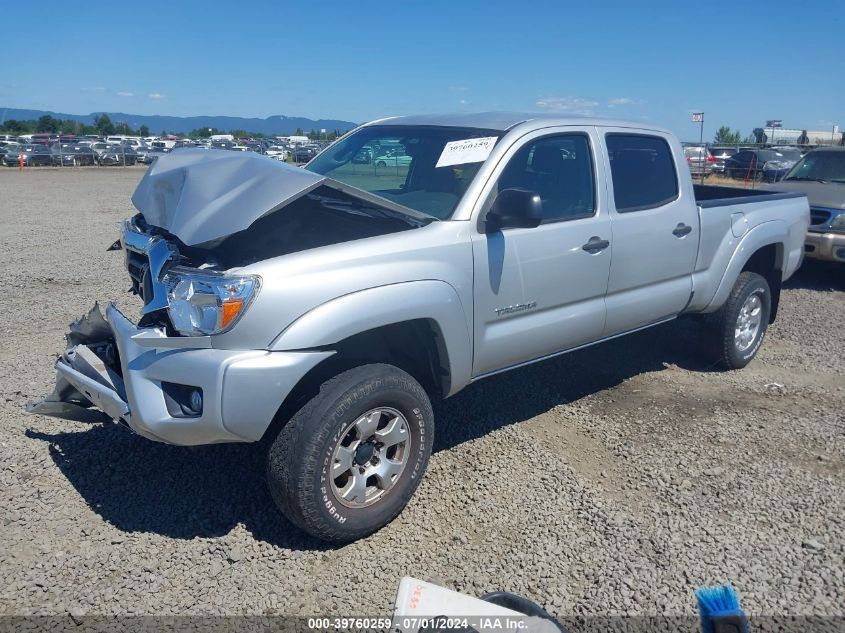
<box><xmin>26</xmin><ymin>148</ymin><xmax>419</xmax><ymax>443</ymax></box>
<box><xmin>26</xmin><ymin>304</ymin><xmax>129</xmax><ymax>425</ymax></box>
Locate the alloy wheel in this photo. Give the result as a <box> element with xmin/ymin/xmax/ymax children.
<box><xmin>735</xmin><ymin>292</ymin><xmax>763</xmax><ymax>352</ymax></box>
<box><xmin>330</xmin><ymin>407</ymin><xmax>411</xmax><ymax>508</ymax></box>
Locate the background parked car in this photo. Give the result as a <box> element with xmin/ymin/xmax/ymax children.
<box><xmin>351</xmin><ymin>147</ymin><xmax>372</xmax><ymax>164</ymax></box>
<box><xmin>708</xmin><ymin>147</ymin><xmax>739</xmax><ymax>175</ymax></box>
<box><xmin>725</xmin><ymin>149</ymin><xmax>794</xmax><ymax>182</ymax></box>
<box><xmin>265</xmin><ymin>146</ymin><xmax>289</xmax><ymax>160</ymax></box>
<box><xmin>771</xmin><ymin>147</ymin><xmax>802</xmax><ymax>170</ymax></box>
<box><xmin>2</xmin><ymin>144</ymin><xmax>53</xmax><ymax>166</ymax></box>
<box><xmin>51</xmin><ymin>145</ymin><xmax>97</xmax><ymax>166</ymax></box>
<box><xmin>684</xmin><ymin>146</ymin><xmax>714</xmax><ymax>178</ymax></box>
<box><xmin>98</xmin><ymin>146</ymin><xmax>138</xmax><ymax>166</ymax></box>
<box><xmin>143</xmin><ymin>146</ymin><xmax>171</xmax><ymax>163</ymax></box>
<box><xmin>89</xmin><ymin>142</ymin><xmax>113</xmax><ymax>163</ymax></box>
<box><xmin>291</xmin><ymin>145</ymin><xmax>317</xmax><ymax>163</ymax></box>
<box><xmin>374</xmin><ymin>147</ymin><xmax>412</xmax><ymax>167</ymax></box>
<box><xmin>133</xmin><ymin>144</ymin><xmax>154</xmax><ymax>164</ymax></box>
<box><xmin>0</xmin><ymin>141</ymin><xmax>22</xmax><ymax>159</ymax></box>
<box><xmin>764</xmin><ymin>147</ymin><xmax>845</xmax><ymax>263</ymax></box>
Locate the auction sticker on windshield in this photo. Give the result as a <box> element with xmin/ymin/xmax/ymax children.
<box><xmin>435</xmin><ymin>136</ymin><xmax>498</xmax><ymax>168</ymax></box>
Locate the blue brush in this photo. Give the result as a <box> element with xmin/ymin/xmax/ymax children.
<box><xmin>695</xmin><ymin>585</ymin><xmax>748</xmax><ymax>633</ymax></box>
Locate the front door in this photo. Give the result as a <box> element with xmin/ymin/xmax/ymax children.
<box><xmin>471</xmin><ymin>128</ymin><xmax>612</xmax><ymax>376</ymax></box>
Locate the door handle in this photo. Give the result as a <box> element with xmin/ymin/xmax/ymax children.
<box><xmin>582</xmin><ymin>237</ymin><xmax>610</xmax><ymax>253</ymax></box>
<box><xmin>672</xmin><ymin>223</ymin><xmax>693</xmax><ymax>237</ymax></box>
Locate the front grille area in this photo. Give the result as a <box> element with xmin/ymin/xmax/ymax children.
<box><xmin>125</xmin><ymin>250</ymin><xmax>149</xmax><ymax>300</ymax></box>
<box><xmin>121</xmin><ymin>220</ymin><xmax>177</xmax><ymax>318</ymax></box>
<box><xmin>810</xmin><ymin>208</ymin><xmax>832</xmax><ymax>226</ymax></box>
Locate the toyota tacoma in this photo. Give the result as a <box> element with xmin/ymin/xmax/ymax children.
<box><xmin>29</xmin><ymin>113</ymin><xmax>809</xmax><ymax>542</ymax></box>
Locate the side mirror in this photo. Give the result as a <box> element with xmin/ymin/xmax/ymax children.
<box><xmin>484</xmin><ymin>188</ymin><xmax>543</xmax><ymax>233</ymax></box>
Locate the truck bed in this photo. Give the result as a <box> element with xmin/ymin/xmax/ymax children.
<box><xmin>693</xmin><ymin>184</ymin><xmax>805</xmax><ymax>208</ymax></box>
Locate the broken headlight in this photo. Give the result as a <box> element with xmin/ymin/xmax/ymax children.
<box><xmin>162</xmin><ymin>268</ymin><xmax>260</xmax><ymax>336</ymax></box>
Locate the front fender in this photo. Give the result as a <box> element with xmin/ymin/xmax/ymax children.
<box><xmin>269</xmin><ymin>280</ymin><xmax>473</xmax><ymax>395</ymax></box>
<box><xmin>699</xmin><ymin>220</ymin><xmax>787</xmax><ymax>313</ymax></box>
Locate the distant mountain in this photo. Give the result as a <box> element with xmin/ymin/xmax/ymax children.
<box><xmin>0</xmin><ymin>107</ymin><xmax>358</xmax><ymax>135</ymax></box>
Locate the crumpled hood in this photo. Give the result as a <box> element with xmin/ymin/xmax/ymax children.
<box><xmin>131</xmin><ymin>148</ymin><xmax>327</xmax><ymax>245</ymax></box>
<box><xmin>763</xmin><ymin>180</ymin><xmax>845</xmax><ymax>210</ymax></box>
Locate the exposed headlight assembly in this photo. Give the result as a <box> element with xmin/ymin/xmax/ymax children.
<box><xmin>163</xmin><ymin>268</ymin><xmax>260</xmax><ymax>336</ymax></box>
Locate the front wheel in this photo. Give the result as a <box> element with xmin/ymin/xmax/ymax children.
<box><xmin>708</xmin><ymin>271</ymin><xmax>771</xmax><ymax>369</ymax></box>
<box><xmin>267</xmin><ymin>363</ymin><xmax>434</xmax><ymax>543</ymax></box>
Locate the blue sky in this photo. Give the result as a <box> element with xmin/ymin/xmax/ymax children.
<box><xmin>1</xmin><ymin>0</ymin><xmax>842</xmax><ymax>140</ymax></box>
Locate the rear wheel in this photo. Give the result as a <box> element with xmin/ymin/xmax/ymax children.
<box><xmin>267</xmin><ymin>363</ymin><xmax>434</xmax><ymax>543</ymax></box>
<box><xmin>707</xmin><ymin>271</ymin><xmax>771</xmax><ymax>369</ymax></box>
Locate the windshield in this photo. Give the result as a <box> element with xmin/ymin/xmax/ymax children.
<box><xmin>784</xmin><ymin>151</ymin><xmax>845</xmax><ymax>183</ymax></box>
<box><xmin>307</xmin><ymin>125</ymin><xmax>502</xmax><ymax>219</ymax></box>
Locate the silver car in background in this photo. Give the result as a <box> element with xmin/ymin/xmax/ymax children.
<box><xmin>708</xmin><ymin>146</ymin><xmax>738</xmax><ymax>175</ymax></box>
<box><xmin>99</xmin><ymin>146</ymin><xmax>138</xmax><ymax>166</ymax></box>
<box><xmin>684</xmin><ymin>146</ymin><xmax>713</xmax><ymax>178</ymax></box>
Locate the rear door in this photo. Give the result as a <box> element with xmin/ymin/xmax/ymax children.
<box><xmin>471</xmin><ymin>127</ymin><xmax>611</xmax><ymax>375</ymax></box>
<box><xmin>600</xmin><ymin>130</ymin><xmax>698</xmax><ymax>335</ymax></box>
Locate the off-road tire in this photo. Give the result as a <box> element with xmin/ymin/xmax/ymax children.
<box><xmin>709</xmin><ymin>271</ymin><xmax>771</xmax><ymax>369</ymax></box>
<box><xmin>267</xmin><ymin>363</ymin><xmax>434</xmax><ymax>543</ymax></box>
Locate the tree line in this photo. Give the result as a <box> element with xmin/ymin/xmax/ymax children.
<box><xmin>712</xmin><ymin>126</ymin><xmax>756</xmax><ymax>145</ymax></box>
<box><xmin>0</xmin><ymin>114</ymin><xmax>346</xmax><ymax>141</ymax></box>
<box><xmin>0</xmin><ymin>117</ymin><xmax>759</xmax><ymax>146</ymax></box>
<box><xmin>1</xmin><ymin>114</ymin><xmax>150</xmax><ymax>138</ymax></box>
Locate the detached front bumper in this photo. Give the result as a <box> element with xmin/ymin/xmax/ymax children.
<box><xmin>805</xmin><ymin>231</ymin><xmax>845</xmax><ymax>263</ymax></box>
<box><xmin>27</xmin><ymin>303</ymin><xmax>332</xmax><ymax>445</ymax></box>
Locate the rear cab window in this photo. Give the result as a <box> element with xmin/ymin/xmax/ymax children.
<box><xmin>605</xmin><ymin>134</ymin><xmax>679</xmax><ymax>212</ymax></box>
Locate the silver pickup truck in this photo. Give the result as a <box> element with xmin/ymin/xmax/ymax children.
<box><xmin>29</xmin><ymin>113</ymin><xmax>809</xmax><ymax>542</ymax></box>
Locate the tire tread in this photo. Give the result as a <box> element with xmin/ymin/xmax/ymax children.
<box><xmin>709</xmin><ymin>271</ymin><xmax>771</xmax><ymax>370</ymax></box>
<box><xmin>267</xmin><ymin>363</ymin><xmax>433</xmax><ymax>543</ymax></box>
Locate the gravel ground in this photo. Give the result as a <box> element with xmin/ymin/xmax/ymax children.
<box><xmin>1</xmin><ymin>167</ymin><xmax>843</xmax><ymax>619</ymax></box>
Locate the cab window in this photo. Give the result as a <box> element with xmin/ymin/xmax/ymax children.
<box><xmin>606</xmin><ymin>134</ymin><xmax>679</xmax><ymax>212</ymax></box>
<box><xmin>495</xmin><ymin>134</ymin><xmax>596</xmax><ymax>223</ymax></box>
